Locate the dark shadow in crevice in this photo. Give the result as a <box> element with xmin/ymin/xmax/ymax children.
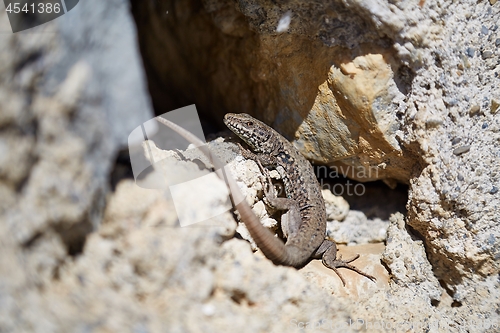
<box><xmin>109</xmin><ymin>148</ymin><xmax>134</xmax><ymax>192</ymax></box>
<box><xmin>54</xmin><ymin>220</ymin><xmax>93</xmax><ymax>257</ymax></box>
<box><xmin>315</xmin><ymin>166</ymin><xmax>408</xmax><ymax>221</ymax></box>
<box><xmin>393</xmin><ymin>65</ymin><xmax>415</xmax><ymax>96</ymax></box>
<box><xmin>21</xmin><ymin>231</ymin><xmax>43</xmax><ymax>249</ymax></box>
<box><xmin>438</xmin><ymin>279</ymin><xmax>463</xmax><ymax>307</ymax></box>
<box><xmin>405</xmin><ymin>222</ymin><xmax>426</xmax><ymax>242</ymax></box>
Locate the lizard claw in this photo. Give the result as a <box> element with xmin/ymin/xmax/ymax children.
<box><xmin>322</xmin><ymin>253</ymin><xmax>376</xmax><ymax>286</ymax></box>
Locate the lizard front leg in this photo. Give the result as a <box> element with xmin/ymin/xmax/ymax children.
<box><xmin>258</xmin><ymin>164</ymin><xmax>301</xmax><ymax>239</ymax></box>
<box><xmin>237</xmin><ymin>143</ymin><xmax>277</xmax><ymax>166</ymax></box>
<box><xmin>238</xmin><ymin>143</ymin><xmax>300</xmax><ymax>238</ymax></box>
<box><xmin>313</xmin><ymin>240</ymin><xmax>376</xmax><ymax>286</ymax></box>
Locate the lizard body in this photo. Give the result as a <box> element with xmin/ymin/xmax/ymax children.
<box><xmin>224</xmin><ymin>113</ymin><xmax>375</xmax><ymax>285</ymax></box>
<box><xmin>156</xmin><ymin>113</ymin><xmax>375</xmax><ymax>285</ymax></box>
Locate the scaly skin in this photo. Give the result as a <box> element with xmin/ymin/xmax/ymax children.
<box><xmin>224</xmin><ymin>113</ymin><xmax>375</xmax><ymax>285</ymax></box>
<box><xmin>156</xmin><ymin>113</ymin><xmax>375</xmax><ymax>286</ymax></box>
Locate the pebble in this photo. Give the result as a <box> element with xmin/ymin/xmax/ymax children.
<box><xmin>481</xmin><ymin>25</ymin><xmax>489</xmax><ymax>35</ymax></box>
<box><xmin>481</xmin><ymin>50</ymin><xmax>493</xmax><ymax>59</ymax></box>
<box><xmin>496</xmin><ymin>39</ymin><xmax>500</xmax><ymax>47</ymax></box>
<box><xmin>488</xmin><ymin>234</ymin><xmax>495</xmax><ymax>245</ymax></box>
<box><xmin>452</xmin><ymin>137</ymin><xmax>462</xmax><ymax>145</ymax></box>
<box><xmin>470</xmin><ymin>104</ymin><xmax>481</xmax><ymax>115</ymax></box>
<box><xmin>426</xmin><ymin>117</ymin><xmax>443</xmax><ymax>128</ymax></box>
<box><xmin>490</xmin><ymin>186</ymin><xmax>498</xmax><ymax>194</ymax></box>
<box><xmin>453</xmin><ymin>145</ymin><xmax>471</xmax><ymax>155</ymax></box>
<box><xmin>466</xmin><ymin>47</ymin><xmax>475</xmax><ymax>58</ymax></box>
<box><xmin>482</xmin><ymin>122</ymin><xmax>488</xmax><ymax>129</ymax></box>
<box><xmin>489</xmin><ymin>0</ymin><xmax>497</xmax><ymax>5</ymax></box>
<box><xmin>492</xmin><ymin>100</ymin><xmax>499</xmax><ymax>113</ymax></box>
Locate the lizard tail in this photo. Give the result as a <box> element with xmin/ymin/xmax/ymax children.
<box><xmin>235</xmin><ymin>201</ymin><xmax>289</xmax><ymax>265</ymax></box>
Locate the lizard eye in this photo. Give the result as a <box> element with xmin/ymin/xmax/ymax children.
<box><xmin>247</xmin><ymin>121</ymin><xmax>253</xmax><ymax>126</ymax></box>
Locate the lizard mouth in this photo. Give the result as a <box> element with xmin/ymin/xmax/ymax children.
<box><xmin>222</xmin><ymin>113</ymin><xmax>236</xmax><ymax>128</ymax></box>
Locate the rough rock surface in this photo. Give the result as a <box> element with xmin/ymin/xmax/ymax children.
<box><xmin>132</xmin><ymin>0</ymin><xmax>500</xmax><ymax>329</ymax></box>
<box><xmin>0</xmin><ymin>0</ymin><xmax>153</xmax><ymax>331</ymax></box>
<box><xmin>1</xmin><ymin>0</ymin><xmax>500</xmax><ymax>332</ymax></box>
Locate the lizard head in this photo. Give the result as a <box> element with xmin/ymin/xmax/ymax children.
<box><xmin>224</xmin><ymin>113</ymin><xmax>276</xmax><ymax>152</ymax></box>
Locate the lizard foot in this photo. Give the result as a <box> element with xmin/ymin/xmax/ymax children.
<box><xmin>315</xmin><ymin>240</ymin><xmax>376</xmax><ymax>286</ymax></box>
<box><xmin>322</xmin><ymin>253</ymin><xmax>376</xmax><ymax>286</ymax></box>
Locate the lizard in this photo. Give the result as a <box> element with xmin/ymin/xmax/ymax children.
<box><xmin>156</xmin><ymin>113</ymin><xmax>375</xmax><ymax>286</ymax></box>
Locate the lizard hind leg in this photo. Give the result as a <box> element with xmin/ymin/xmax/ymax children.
<box><xmin>315</xmin><ymin>240</ymin><xmax>376</xmax><ymax>286</ymax></box>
